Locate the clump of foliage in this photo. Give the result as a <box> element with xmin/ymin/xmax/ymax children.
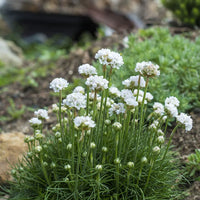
<box><xmin>186</xmin><ymin>149</ymin><xmax>200</xmax><ymax>180</ymax></box>
<box><xmin>109</xmin><ymin>27</ymin><xmax>200</xmax><ymax>112</ymax></box>
<box><xmin>6</xmin><ymin>49</ymin><xmax>192</xmax><ymax>200</ymax></box>
<box><xmin>162</xmin><ymin>0</ymin><xmax>200</xmax><ymax>26</ymax></box>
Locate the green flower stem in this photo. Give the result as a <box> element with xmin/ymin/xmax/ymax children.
<box><xmin>75</xmin><ymin>138</ymin><xmax>83</xmax><ymax>199</ymax></box>
<box><xmin>161</xmin><ymin>124</ymin><xmax>179</xmax><ymax>164</ymax></box>
<box><xmin>137</xmin><ymin>164</ymin><xmax>144</xmax><ymax>185</ymax></box>
<box><xmin>164</xmin><ymin>117</ymin><xmax>169</xmax><ymax>134</ymax></box>
<box><xmin>144</xmin><ymin>159</ymin><xmax>154</xmax><ymax>192</ymax></box>
<box><xmin>125</xmin><ymin>170</ymin><xmax>131</xmax><ymax>197</ymax></box>
<box><xmin>97</xmin><ymin>172</ymin><xmax>101</xmax><ymax>200</ymax></box>
<box><xmin>90</xmin><ymin>151</ymin><xmax>94</xmax><ymax>167</ymax></box>
<box><xmin>40</xmin><ymin>156</ymin><xmax>50</xmax><ymax>185</ymax></box>
<box><xmin>86</xmin><ymin>86</ymin><xmax>89</xmax><ymax>115</ymax></box>
<box><xmin>115</xmin><ymin>131</ymin><xmax>119</xmax><ymax>159</ymax></box>
<box><xmin>134</xmin><ymin>78</ymin><xmax>149</xmax><ymax>162</ymax></box>
<box><xmin>103</xmin><ymin>64</ymin><xmax>106</xmax><ymax>78</ymax></box>
<box><xmin>116</xmin><ymin>164</ymin><xmax>120</xmax><ymax>199</ymax></box>
<box><xmin>92</xmin><ymin>90</ymin><xmax>97</xmax><ymax>119</ymax></box>
<box><xmin>59</xmin><ymin>90</ymin><xmax>62</xmax><ymax>131</ymax></box>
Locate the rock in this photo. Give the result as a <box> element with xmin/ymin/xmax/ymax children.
<box><xmin>0</xmin><ymin>132</ymin><xmax>27</xmax><ymax>183</ymax></box>
<box><xmin>0</xmin><ymin>38</ymin><xmax>24</xmax><ymax>67</ymax></box>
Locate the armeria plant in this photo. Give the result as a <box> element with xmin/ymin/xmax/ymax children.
<box><xmin>8</xmin><ymin>49</ymin><xmax>193</xmax><ymax>200</ymax></box>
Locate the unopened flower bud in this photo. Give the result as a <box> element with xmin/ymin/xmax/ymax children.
<box><xmin>141</xmin><ymin>157</ymin><xmax>148</xmax><ymax>164</ymax></box>
<box><xmin>112</xmin><ymin>122</ymin><xmax>122</xmax><ymax>130</ymax></box>
<box><xmin>114</xmin><ymin>158</ymin><xmax>121</xmax><ymax>164</ymax></box>
<box><xmin>127</xmin><ymin>161</ymin><xmax>134</xmax><ymax>168</ymax></box>
<box><xmin>35</xmin><ymin>145</ymin><xmax>42</xmax><ymax>153</ymax></box>
<box><xmin>157</xmin><ymin>136</ymin><xmax>165</xmax><ymax>144</ymax></box>
<box><xmin>64</xmin><ymin>117</ymin><xmax>68</xmax><ymax>123</ymax></box>
<box><xmin>83</xmin><ymin>151</ymin><xmax>87</xmax><ymax>157</ymax></box>
<box><xmin>51</xmin><ymin>162</ymin><xmax>56</xmax><ymax>168</ymax></box>
<box><xmin>102</xmin><ymin>146</ymin><xmax>108</xmax><ymax>152</ymax></box>
<box><xmin>52</xmin><ymin>104</ymin><xmax>59</xmax><ymax>112</ymax></box>
<box><xmin>67</xmin><ymin>143</ymin><xmax>72</xmax><ymax>150</ymax></box>
<box><xmin>42</xmin><ymin>162</ymin><xmax>48</xmax><ymax>167</ymax></box>
<box><xmin>153</xmin><ymin>146</ymin><xmax>160</xmax><ymax>154</ymax></box>
<box><xmin>95</xmin><ymin>164</ymin><xmax>103</xmax><ymax>171</ymax></box>
<box><xmin>63</xmin><ymin>177</ymin><xmax>69</xmax><ymax>182</ymax></box>
<box><xmin>157</xmin><ymin>129</ymin><xmax>164</xmax><ymax>136</ymax></box>
<box><xmin>55</xmin><ymin>132</ymin><xmax>61</xmax><ymax>138</ymax></box>
<box><xmin>105</xmin><ymin>119</ymin><xmax>111</xmax><ymax>125</ymax></box>
<box><xmin>61</xmin><ymin>106</ymin><xmax>67</xmax><ymax>113</ymax></box>
<box><xmin>27</xmin><ymin>152</ymin><xmax>33</xmax><ymax>158</ymax></box>
<box><xmin>90</xmin><ymin>142</ymin><xmax>96</xmax><ymax>149</ymax></box>
<box><xmin>58</xmin><ymin>138</ymin><xmax>62</xmax><ymax>143</ymax></box>
<box><xmin>64</xmin><ymin>164</ymin><xmax>71</xmax><ymax>170</ymax></box>
<box><xmin>11</xmin><ymin>169</ymin><xmax>16</xmax><ymax>175</ymax></box>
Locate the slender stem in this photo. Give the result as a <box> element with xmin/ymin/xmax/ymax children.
<box><xmin>161</xmin><ymin>124</ymin><xmax>179</xmax><ymax>163</ymax></box>
<box><xmin>97</xmin><ymin>172</ymin><xmax>101</xmax><ymax>200</ymax></box>
<box><xmin>137</xmin><ymin>164</ymin><xmax>144</xmax><ymax>185</ymax></box>
<box><xmin>86</xmin><ymin>86</ymin><xmax>89</xmax><ymax>115</ymax></box>
<box><xmin>144</xmin><ymin>159</ymin><xmax>153</xmax><ymax>191</ymax></box>
<box><xmin>59</xmin><ymin>90</ymin><xmax>62</xmax><ymax>131</ymax></box>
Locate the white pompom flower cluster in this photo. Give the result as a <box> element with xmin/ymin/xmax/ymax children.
<box><xmin>49</xmin><ymin>78</ymin><xmax>69</xmax><ymax>92</ymax></box>
<box><xmin>74</xmin><ymin>116</ymin><xmax>96</xmax><ymax>130</ymax></box>
<box><xmin>78</xmin><ymin>64</ymin><xmax>97</xmax><ymax>77</ymax></box>
<box><xmin>122</xmin><ymin>75</ymin><xmax>146</xmax><ymax>88</ymax></box>
<box><xmin>85</xmin><ymin>75</ymin><xmax>109</xmax><ymax>91</ymax></box>
<box><xmin>135</xmin><ymin>61</ymin><xmax>160</xmax><ymax>77</ymax></box>
<box><xmin>95</xmin><ymin>48</ymin><xmax>124</xmax><ymax>69</ymax></box>
<box><xmin>63</xmin><ymin>93</ymin><xmax>86</xmax><ymax>110</ymax></box>
<box><xmin>176</xmin><ymin>113</ymin><xmax>193</xmax><ymax>132</ymax></box>
<box><xmin>34</xmin><ymin>109</ymin><xmax>49</xmax><ymax>120</ymax></box>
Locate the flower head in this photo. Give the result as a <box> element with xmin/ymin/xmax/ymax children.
<box><xmin>49</xmin><ymin>78</ymin><xmax>69</xmax><ymax>92</ymax></box>
<box><xmin>122</xmin><ymin>75</ymin><xmax>146</xmax><ymax>88</ymax></box>
<box><xmin>78</xmin><ymin>64</ymin><xmax>97</xmax><ymax>77</ymax></box>
<box><xmin>165</xmin><ymin>104</ymin><xmax>178</xmax><ymax>117</ymax></box>
<box><xmin>135</xmin><ymin>61</ymin><xmax>160</xmax><ymax>77</ymax></box>
<box><xmin>165</xmin><ymin>96</ymin><xmax>180</xmax><ymax>107</ymax></box>
<box><xmin>34</xmin><ymin>109</ymin><xmax>49</xmax><ymax>120</ymax></box>
<box><xmin>73</xmin><ymin>86</ymin><xmax>85</xmax><ymax>94</ymax></box>
<box><xmin>109</xmin><ymin>103</ymin><xmax>125</xmax><ymax>116</ymax></box>
<box><xmin>153</xmin><ymin>102</ymin><xmax>165</xmax><ymax>116</ymax></box>
<box><xmin>95</xmin><ymin>49</ymin><xmax>124</xmax><ymax>69</ymax></box>
<box><xmin>86</xmin><ymin>75</ymin><xmax>108</xmax><ymax>91</ymax></box>
<box><xmin>29</xmin><ymin>117</ymin><xmax>42</xmax><ymax>126</ymax></box>
<box><xmin>124</xmin><ymin>97</ymin><xmax>138</xmax><ymax>108</ymax></box>
<box><xmin>176</xmin><ymin>113</ymin><xmax>193</xmax><ymax>132</ymax></box>
<box><xmin>121</xmin><ymin>89</ymin><xmax>134</xmax><ymax>100</ymax></box>
<box><xmin>74</xmin><ymin>116</ymin><xmax>96</xmax><ymax>130</ymax></box>
<box><xmin>109</xmin><ymin>86</ymin><xmax>121</xmax><ymax>97</ymax></box>
<box><xmin>63</xmin><ymin>93</ymin><xmax>86</xmax><ymax>110</ymax></box>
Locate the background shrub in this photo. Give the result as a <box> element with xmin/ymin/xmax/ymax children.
<box><xmin>162</xmin><ymin>0</ymin><xmax>200</xmax><ymax>26</ymax></box>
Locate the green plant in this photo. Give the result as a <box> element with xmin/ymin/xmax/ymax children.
<box><xmin>162</xmin><ymin>0</ymin><xmax>200</xmax><ymax>26</ymax></box>
<box><xmin>7</xmin><ymin>98</ymin><xmax>26</xmax><ymax>120</ymax></box>
<box><xmin>102</xmin><ymin>27</ymin><xmax>200</xmax><ymax>112</ymax></box>
<box><xmin>187</xmin><ymin>149</ymin><xmax>200</xmax><ymax>179</ymax></box>
<box><xmin>6</xmin><ymin>49</ymin><xmax>192</xmax><ymax>200</ymax></box>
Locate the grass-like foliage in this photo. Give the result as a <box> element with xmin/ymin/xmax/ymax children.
<box><xmin>7</xmin><ymin>49</ymin><xmax>192</xmax><ymax>200</ymax></box>
<box><xmin>110</xmin><ymin>27</ymin><xmax>200</xmax><ymax>112</ymax></box>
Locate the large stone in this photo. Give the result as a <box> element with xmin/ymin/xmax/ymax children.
<box><xmin>0</xmin><ymin>38</ymin><xmax>24</xmax><ymax>67</ymax></box>
<box><xmin>0</xmin><ymin>132</ymin><xmax>27</xmax><ymax>183</ymax></box>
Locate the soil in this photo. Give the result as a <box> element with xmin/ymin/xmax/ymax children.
<box><xmin>0</xmin><ymin>30</ymin><xmax>200</xmax><ymax>199</ymax></box>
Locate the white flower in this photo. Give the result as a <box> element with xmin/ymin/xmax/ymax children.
<box><xmin>121</xmin><ymin>89</ymin><xmax>134</xmax><ymax>100</ymax></box>
<box><xmin>74</xmin><ymin>116</ymin><xmax>96</xmax><ymax>130</ymax></box>
<box><xmin>63</xmin><ymin>93</ymin><xmax>86</xmax><ymax>110</ymax></box>
<box><xmin>135</xmin><ymin>61</ymin><xmax>160</xmax><ymax>77</ymax></box>
<box><xmin>95</xmin><ymin>49</ymin><xmax>124</xmax><ymax>69</ymax></box>
<box><xmin>137</xmin><ymin>96</ymin><xmax>147</xmax><ymax>105</ymax></box>
<box><xmin>165</xmin><ymin>96</ymin><xmax>180</xmax><ymax>107</ymax></box>
<box><xmin>114</xmin><ymin>158</ymin><xmax>121</xmax><ymax>164</ymax></box>
<box><xmin>52</xmin><ymin>104</ymin><xmax>59</xmax><ymax>112</ymax></box>
<box><xmin>34</xmin><ymin>109</ymin><xmax>49</xmax><ymax>120</ymax></box>
<box><xmin>102</xmin><ymin>146</ymin><xmax>108</xmax><ymax>152</ymax></box>
<box><xmin>133</xmin><ymin>89</ymin><xmax>144</xmax><ymax>97</ymax></box>
<box><xmin>157</xmin><ymin>136</ymin><xmax>165</xmax><ymax>144</ymax></box>
<box><xmin>176</xmin><ymin>113</ymin><xmax>193</xmax><ymax>132</ymax></box>
<box><xmin>141</xmin><ymin>157</ymin><xmax>147</xmax><ymax>164</ymax></box>
<box><xmin>109</xmin><ymin>103</ymin><xmax>125</xmax><ymax>116</ymax></box>
<box><xmin>122</xmin><ymin>75</ymin><xmax>146</xmax><ymax>88</ymax></box>
<box><xmin>165</xmin><ymin>104</ymin><xmax>178</xmax><ymax>117</ymax></box>
<box><xmin>145</xmin><ymin>92</ymin><xmax>153</xmax><ymax>101</ymax></box>
<box><xmin>86</xmin><ymin>75</ymin><xmax>108</xmax><ymax>91</ymax></box>
<box><xmin>49</xmin><ymin>78</ymin><xmax>69</xmax><ymax>92</ymax></box>
<box><xmin>55</xmin><ymin>132</ymin><xmax>61</xmax><ymax>138</ymax></box>
<box><xmin>73</xmin><ymin>86</ymin><xmax>85</xmax><ymax>94</ymax></box>
<box><xmin>67</xmin><ymin>143</ymin><xmax>72</xmax><ymax>150</ymax></box>
<box><xmin>153</xmin><ymin>102</ymin><xmax>165</xmax><ymax>116</ymax></box>
<box><xmin>29</xmin><ymin>117</ymin><xmax>42</xmax><ymax>126</ymax></box>
<box><xmin>64</xmin><ymin>164</ymin><xmax>71</xmax><ymax>170</ymax></box>
<box><xmin>78</xmin><ymin>64</ymin><xmax>97</xmax><ymax>77</ymax></box>
<box><xmin>35</xmin><ymin>132</ymin><xmax>44</xmax><ymax>140</ymax></box>
<box><xmin>109</xmin><ymin>86</ymin><xmax>121</xmax><ymax>97</ymax></box>
<box><xmin>124</xmin><ymin>97</ymin><xmax>138</xmax><ymax>108</ymax></box>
